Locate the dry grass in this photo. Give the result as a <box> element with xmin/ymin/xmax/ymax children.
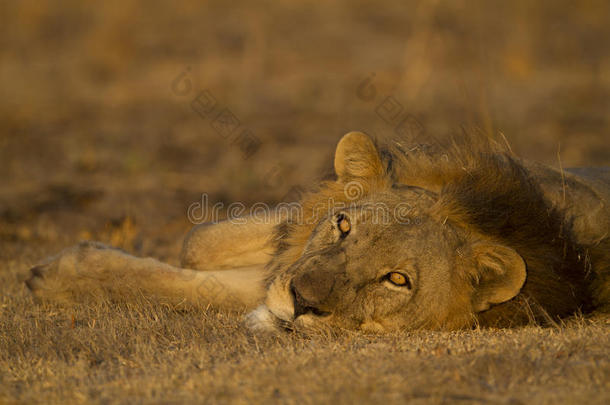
<box><xmin>1</xmin><ymin>280</ymin><xmax>609</xmax><ymax>404</ymax></box>
<box><xmin>1</xmin><ymin>0</ymin><xmax>609</xmax><ymax>403</ymax></box>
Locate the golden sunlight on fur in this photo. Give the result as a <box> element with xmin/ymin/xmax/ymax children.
<box><xmin>27</xmin><ymin>132</ymin><xmax>610</xmax><ymax>333</ymax></box>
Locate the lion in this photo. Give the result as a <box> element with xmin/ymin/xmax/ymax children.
<box><xmin>26</xmin><ymin>132</ymin><xmax>610</xmax><ymax>333</ymax></box>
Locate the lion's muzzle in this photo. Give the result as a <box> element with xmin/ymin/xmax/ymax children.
<box><xmin>290</xmin><ymin>278</ymin><xmax>332</xmax><ymax>318</ymax></box>
<box><xmin>289</xmin><ymin>252</ymin><xmax>348</xmax><ymax>319</ymax></box>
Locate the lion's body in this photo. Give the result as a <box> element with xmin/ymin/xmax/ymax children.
<box><xmin>26</xmin><ymin>132</ymin><xmax>610</xmax><ymax>333</ymax></box>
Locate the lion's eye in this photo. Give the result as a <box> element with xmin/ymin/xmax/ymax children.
<box><xmin>386</xmin><ymin>272</ymin><xmax>412</xmax><ymax>288</ymax></box>
<box><xmin>336</xmin><ymin>214</ymin><xmax>351</xmax><ymax>237</ymax></box>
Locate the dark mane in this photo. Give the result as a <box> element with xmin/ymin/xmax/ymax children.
<box><xmin>388</xmin><ymin>136</ymin><xmax>593</xmax><ymax>324</ymax></box>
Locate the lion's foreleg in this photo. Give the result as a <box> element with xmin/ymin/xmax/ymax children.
<box><xmin>180</xmin><ymin>209</ymin><xmax>286</xmax><ymax>271</ymax></box>
<box><xmin>26</xmin><ymin>242</ymin><xmax>266</xmax><ymax>310</ymax></box>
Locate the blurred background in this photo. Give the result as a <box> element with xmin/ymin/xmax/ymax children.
<box><xmin>1</xmin><ymin>0</ymin><xmax>609</xmax><ymax>262</ymax></box>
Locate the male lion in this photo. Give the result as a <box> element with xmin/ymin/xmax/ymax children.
<box><xmin>26</xmin><ymin>132</ymin><xmax>610</xmax><ymax>333</ymax></box>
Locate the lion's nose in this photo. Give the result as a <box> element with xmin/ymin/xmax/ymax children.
<box><xmin>291</xmin><ymin>269</ymin><xmax>335</xmax><ymax>318</ymax></box>
<box><xmin>291</xmin><ymin>283</ymin><xmax>332</xmax><ymax>318</ymax></box>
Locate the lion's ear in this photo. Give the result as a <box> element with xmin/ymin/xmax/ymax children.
<box><xmin>334</xmin><ymin>132</ymin><xmax>384</xmax><ymax>180</ymax></box>
<box><xmin>470</xmin><ymin>242</ymin><xmax>526</xmax><ymax>312</ymax></box>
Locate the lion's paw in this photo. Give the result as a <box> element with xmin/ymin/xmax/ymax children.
<box><xmin>25</xmin><ymin>241</ymin><xmax>112</xmax><ymax>302</ymax></box>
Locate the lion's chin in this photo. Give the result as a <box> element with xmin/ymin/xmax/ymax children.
<box><xmin>265</xmin><ymin>279</ymin><xmax>296</xmax><ymax>319</ymax></box>
<box><xmin>245</xmin><ymin>280</ymin><xmax>337</xmax><ymax>333</ymax></box>
<box><xmin>244</xmin><ymin>305</ymin><xmax>286</xmax><ymax>332</ymax></box>
<box><xmin>244</xmin><ymin>305</ymin><xmax>336</xmax><ymax>335</ymax></box>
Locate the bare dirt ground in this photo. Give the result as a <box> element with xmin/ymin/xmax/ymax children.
<box><xmin>1</xmin><ymin>1</ymin><xmax>609</xmax><ymax>403</ymax></box>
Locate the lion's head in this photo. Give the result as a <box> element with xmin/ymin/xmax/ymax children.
<box><xmin>247</xmin><ymin>132</ymin><xmax>589</xmax><ymax>333</ymax></box>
